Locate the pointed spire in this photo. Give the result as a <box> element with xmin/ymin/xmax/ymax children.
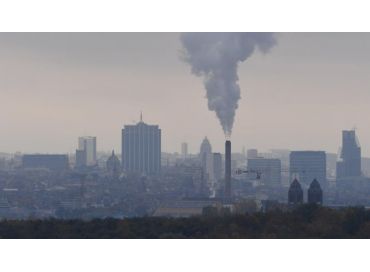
<box><xmin>112</xmin><ymin>150</ymin><xmax>115</xmax><ymax>156</ymax></box>
<box><xmin>140</xmin><ymin>111</ymin><xmax>143</xmax><ymax>122</ymax></box>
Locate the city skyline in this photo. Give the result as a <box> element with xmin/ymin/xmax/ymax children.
<box><xmin>2</xmin><ymin>33</ymin><xmax>370</xmax><ymax>155</ymax></box>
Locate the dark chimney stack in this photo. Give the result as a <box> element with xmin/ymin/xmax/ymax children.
<box><xmin>225</xmin><ymin>140</ymin><xmax>231</xmax><ymax>201</ymax></box>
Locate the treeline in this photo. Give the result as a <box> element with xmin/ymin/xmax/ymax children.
<box><xmin>1</xmin><ymin>205</ymin><xmax>370</xmax><ymax>238</ymax></box>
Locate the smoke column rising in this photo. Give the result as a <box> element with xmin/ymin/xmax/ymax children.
<box><xmin>180</xmin><ymin>33</ymin><xmax>277</xmax><ymax>137</ymax></box>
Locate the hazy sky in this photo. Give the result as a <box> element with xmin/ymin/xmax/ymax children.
<box><xmin>1</xmin><ymin>33</ymin><xmax>370</xmax><ymax>155</ymax></box>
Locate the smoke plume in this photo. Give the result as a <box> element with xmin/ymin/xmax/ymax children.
<box><xmin>180</xmin><ymin>33</ymin><xmax>276</xmax><ymax>137</ymax></box>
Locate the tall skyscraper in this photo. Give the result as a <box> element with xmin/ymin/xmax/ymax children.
<box><xmin>290</xmin><ymin>151</ymin><xmax>326</xmax><ymax>187</ymax></box>
<box><xmin>212</xmin><ymin>153</ymin><xmax>223</xmax><ymax>183</ymax></box>
<box><xmin>336</xmin><ymin>130</ymin><xmax>361</xmax><ymax>178</ymax></box>
<box><xmin>199</xmin><ymin>137</ymin><xmax>212</xmax><ymax>164</ymax></box>
<box><xmin>122</xmin><ymin>116</ymin><xmax>161</xmax><ymax>175</ymax></box>
<box><xmin>199</xmin><ymin>137</ymin><xmax>213</xmax><ymax>180</ymax></box>
<box><xmin>247</xmin><ymin>158</ymin><xmax>281</xmax><ymax>184</ymax></box>
<box><xmin>77</xmin><ymin>136</ymin><xmax>97</xmax><ymax>166</ymax></box>
<box><xmin>181</xmin><ymin>142</ymin><xmax>188</xmax><ymax>158</ymax></box>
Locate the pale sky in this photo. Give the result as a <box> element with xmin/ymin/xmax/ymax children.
<box><xmin>1</xmin><ymin>33</ymin><xmax>370</xmax><ymax>155</ymax></box>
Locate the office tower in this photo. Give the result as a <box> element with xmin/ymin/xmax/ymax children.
<box><xmin>290</xmin><ymin>151</ymin><xmax>326</xmax><ymax>187</ymax></box>
<box><xmin>22</xmin><ymin>154</ymin><xmax>69</xmax><ymax>171</ymax></box>
<box><xmin>122</xmin><ymin>116</ymin><xmax>161</xmax><ymax>175</ymax></box>
<box><xmin>106</xmin><ymin>150</ymin><xmax>121</xmax><ymax>178</ymax></box>
<box><xmin>307</xmin><ymin>179</ymin><xmax>323</xmax><ymax>204</ymax></box>
<box><xmin>212</xmin><ymin>153</ymin><xmax>223</xmax><ymax>183</ymax></box>
<box><xmin>336</xmin><ymin>130</ymin><xmax>361</xmax><ymax>178</ymax></box>
<box><xmin>288</xmin><ymin>179</ymin><xmax>303</xmax><ymax>204</ymax></box>
<box><xmin>247</xmin><ymin>149</ymin><xmax>258</xmax><ymax>159</ymax></box>
<box><xmin>225</xmin><ymin>140</ymin><xmax>231</xmax><ymax>201</ymax></box>
<box><xmin>77</xmin><ymin>136</ymin><xmax>97</xmax><ymax>166</ymax></box>
<box><xmin>75</xmin><ymin>149</ymin><xmax>87</xmax><ymax>168</ymax></box>
<box><xmin>199</xmin><ymin>137</ymin><xmax>213</xmax><ymax>180</ymax></box>
<box><xmin>199</xmin><ymin>137</ymin><xmax>212</xmax><ymax>166</ymax></box>
<box><xmin>181</xmin><ymin>142</ymin><xmax>188</xmax><ymax>158</ymax></box>
<box><xmin>247</xmin><ymin>158</ymin><xmax>281</xmax><ymax>184</ymax></box>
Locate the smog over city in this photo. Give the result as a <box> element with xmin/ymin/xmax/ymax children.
<box><xmin>2</xmin><ymin>32</ymin><xmax>370</xmax><ymax>241</ymax></box>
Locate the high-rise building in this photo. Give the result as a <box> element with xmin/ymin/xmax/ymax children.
<box><xmin>122</xmin><ymin>116</ymin><xmax>161</xmax><ymax>175</ymax></box>
<box><xmin>77</xmin><ymin>136</ymin><xmax>97</xmax><ymax>166</ymax></box>
<box><xmin>199</xmin><ymin>137</ymin><xmax>213</xmax><ymax>180</ymax></box>
<box><xmin>22</xmin><ymin>154</ymin><xmax>69</xmax><ymax>171</ymax></box>
<box><xmin>247</xmin><ymin>149</ymin><xmax>258</xmax><ymax>159</ymax></box>
<box><xmin>336</xmin><ymin>130</ymin><xmax>361</xmax><ymax>178</ymax></box>
<box><xmin>307</xmin><ymin>179</ymin><xmax>323</xmax><ymax>204</ymax></box>
<box><xmin>247</xmin><ymin>158</ymin><xmax>281</xmax><ymax>184</ymax></box>
<box><xmin>181</xmin><ymin>142</ymin><xmax>188</xmax><ymax>158</ymax></box>
<box><xmin>199</xmin><ymin>137</ymin><xmax>212</xmax><ymax>164</ymax></box>
<box><xmin>290</xmin><ymin>151</ymin><xmax>326</xmax><ymax>187</ymax></box>
<box><xmin>75</xmin><ymin>149</ymin><xmax>87</xmax><ymax>168</ymax></box>
<box><xmin>288</xmin><ymin>179</ymin><xmax>303</xmax><ymax>204</ymax></box>
<box><xmin>212</xmin><ymin>152</ymin><xmax>222</xmax><ymax>183</ymax></box>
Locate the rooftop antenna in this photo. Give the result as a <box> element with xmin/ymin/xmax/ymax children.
<box><xmin>140</xmin><ymin>111</ymin><xmax>143</xmax><ymax>122</ymax></box>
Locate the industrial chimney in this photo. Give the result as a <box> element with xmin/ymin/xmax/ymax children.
<box><xmin>225</xmin><ymin>140</ymin><xmax>231</xmax><ymax>202</ymax></box>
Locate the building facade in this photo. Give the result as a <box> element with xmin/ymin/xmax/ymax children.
<box><xmin>77</xmin><ymin>136</ymin><xmax>97</xmax><ymax>166</ymax></box>
<box><xmin>290</xmin><ymin>151</ymin><xmax>326</xmax><ymax>187</ymax></box>
<box><xmin>106</xmin><ymin>150</ymin><xmax>121</xmax><ymax>178</ymax></box>
<box><xmin>307</xmin><ymin>179</ymin><xmax>323</xmax><ymax>204</ymax></box>
<box><xmin>247</xmin><ymin>158</ymin><xmax>281</xmax><ymax>184</ymax></box>
<box><xmin>181</xmin><ymin>142</ymin><xmax>188</xmax><ymax>158</ymax></box>
<box><xmin>199</xmin><ymin>137</ymin><xmax>213</xmax><ymax>181</ymax></box>
<box><xmin>288</xmin><ymin>179</ymin><xmax>303</xmax><ymax>204</ymax></box>
<box><xmin>122</xmin><ymin>119</ymin><xmax>161</xmax><ymax>175</ymax></box>
<box><xmin>336</xmin><ymin>130</ymin><xmax>361</xmax><ymax>178</ymax></box>
<box><xmin>22</xmin><ymin>154</ymin><xmax>69</xmax><ymax>171</ymax></box>
<box><xmin>75</xmin><ymin>149</ymin><xmax>87</xmax><ymax>168</ymax></box>
<box><xmin>212</xmin><ymin>152</ymin><xmax>223</xmax><ymax>183</ymax></box>
<box><xmin>247</xmin><ymin>149</ymin><xmax>258</xmax><ymax>159</ymax></box>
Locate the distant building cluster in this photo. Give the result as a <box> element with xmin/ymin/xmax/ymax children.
<box><xmin>0</xmin><ymin>118</ymin><xmax>369</xmax><ymax>219</ymax></box>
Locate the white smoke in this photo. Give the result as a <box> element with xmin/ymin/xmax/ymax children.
<box><xmin>180</xmin><ymin>33</ymin><xmax>276</xmax><ymax>137</ymax></box>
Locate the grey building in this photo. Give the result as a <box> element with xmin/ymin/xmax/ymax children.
<box><xmin>106</xmin><ymin>150</ymin><xmax>121</xmax><ymax>178</ymax></box>
<box><xmin>307</xmin><ymin>179</ymin><xmax>323</xmax><ymax>204</ymax></box>
<box><xmin>122</xmin><ymin>117</ymin><xmax>161</xmax><ymax>175</ymax></box>
<box><xmin>212</xmin><ymin>152</ymin><xmax>222</xmax><ymax>183</ymax></box>
<box><xmin>247</xmin><ymin>149</ymin><xmax>258</xmax><ymax>159</ymax></box>
<box><xmin>290</xmin><ymin>151</ymin><xmax>326</xmax><ymax>187</ymax></box>
<box><xmin>22</xmin><ymin>154</ymin><xmax>69</xmax><ymax>171</ymax></box>
<box><xmin>288</xmin><ymin>179</ymin><xmax>303</xmax><ymax>204</ymax></box>
<box><xmin>77</xmin><ymin>136</ymin><xmax>97</xmax><ymax>166</ymax></box>
<box><xmin>181</xmin><ymin>142</ymin><xmax>188</xmax><ymax>158</ymax></box>
<box><xmin>336</xmin><ymin>130</ymin><xmax>361</xmax><ymax>178</ymax></box>
<box><xmin>247</xmin><ymin>158</ymin><xmax>281</xmax><ymax>184</ymax></box>
<box><xmin>75</xmin><ymin>149</ymin><xmax>87</xmax><ymax>168</ymax></box>
<box><xmin>199</xmin><ymin>137</ymin><xmax>212</xmax><ymax>170</ymax></box>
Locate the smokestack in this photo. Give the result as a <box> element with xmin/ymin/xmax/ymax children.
<box><xmin>225</xmin><ymin>140</ymin><xmax>231</xmax><ymax>201</ymax></box>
